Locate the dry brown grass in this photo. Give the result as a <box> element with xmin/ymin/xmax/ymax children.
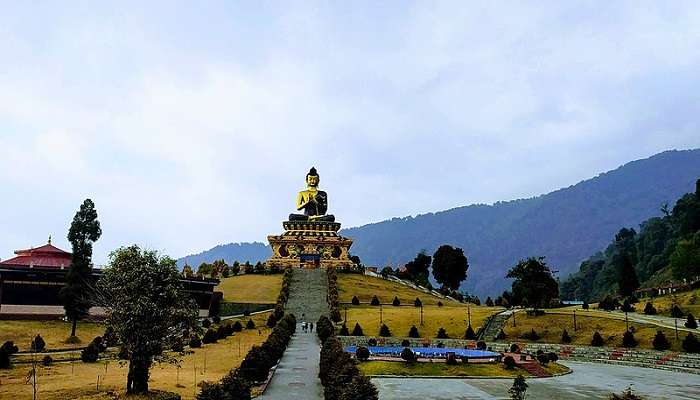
<box><xmin>637</xmin><ymin>288</ymin><xmax>700</xmax><ymax>317</ymax></box>
<box><xmin>0</xmin><ymin>320</ymin><xmax>106</xmax><ymax>351</ymax></box>
<box><xmin>342</xmin><ymin>304</ymin><xmax>501</xmax><ymax>339</ymax></box>
<box><xmin>0</xmin><ymin>312</ymin><xmax>272</xmax><ymax>400</ymax></box>
<box><xmin>215</xmin><ymin>274</ymin><xmax>283</xmax><ymax>303</ymax></box>
<box><xmin>502</xmin><ymin>311</ymin><xmax>685</xmax><ymax>351</ymax></box>
<box><xmin>337</xmin><ymin>274</ymin><xmax>460</xmax><ymax>306</ymax></box>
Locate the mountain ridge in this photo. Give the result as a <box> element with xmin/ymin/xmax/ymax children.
<box><xmin>178</xmin><ymin>149</ymin><xmax>700</xmax><ymax>298</ymax></box>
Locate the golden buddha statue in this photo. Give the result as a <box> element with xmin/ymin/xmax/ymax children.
<box><xmin>289</xmin><ymin>167</ymin><xmax>335</xmax><ymax>222</ymax></box>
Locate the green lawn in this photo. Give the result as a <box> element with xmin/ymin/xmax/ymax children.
<box><xmin>357</xmin><ymin>360</ymin><xmax>569</xmax><ymax>377</ymax></box>
<box><xmin>215</xmin><ymin>274</ymin><xmax>283</xmax><ymax>303</ymax></box>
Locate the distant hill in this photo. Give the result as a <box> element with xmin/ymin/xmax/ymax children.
<box><xmin>177</xmin><ymin>149</ymin><xmax>700</xmax><ymax>299</ymax></box>
<box><xmin>176</xmin><ymin>242</ymin><xmax>270</xmax><ymax>269</ymax></box>
<box><xmin>342</xmin><ymin>149</ymin><xmax>700</xmax><ymax>298</ymax></box>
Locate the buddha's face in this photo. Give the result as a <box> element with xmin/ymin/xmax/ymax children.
<box><xmin>306</xmin><ymin>175</ymin><xmax>319</xmax><ymax>187</ymax></box>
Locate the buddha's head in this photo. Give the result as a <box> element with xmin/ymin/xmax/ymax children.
<box><xmin>306</xmin><ymin>167</ymin><xmax>320</xmax><ymax>188</ymax></box>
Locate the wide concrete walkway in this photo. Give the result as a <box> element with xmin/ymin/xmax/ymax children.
<box><xmin>373</xmin><ymin>361</ymin><xmax>700</xmax><ymax>399</ymax></box>
<box><xmin>259</xmin><ymin>323</ymin><xmax>323</xmax><ymax>400</ymax></box>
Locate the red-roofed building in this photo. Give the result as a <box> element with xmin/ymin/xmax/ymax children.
<box><xmin>0</xmin><ymin>241</ymin><xmax>72</xmax><ymax>269</ymax></box>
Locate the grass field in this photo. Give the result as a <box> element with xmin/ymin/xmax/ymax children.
<box><xmin>357</xmin><ymin>360</ymin><xmax>568</xmax><ymax>377</ymax></box>
<box><xmin>341</xmin><ymin>304</ymin><xmax>501</xmax><ymax>339</ymax></box>
<box><xmin>0</xmin><ymin>312</ymin><xmax>272</xmax><ymax>400</ymax></box>
<box><xmin>337</xmin><ymin>274</ymin><xmax>456</xmax><ymax>306</ymax></box>
<box><xmin>215</xmin><ymin>274</ymin><xmax>283</xmax><ymax>303</ymax></box>
<box><xmin>502</xmin><ymin>311</ymin><xmax>686</xmax><ymax>351</ymax></box>
<box><xmin>636</xmin><ymin>288</ymin><xmax>700</xmax><ymax>317</ymax></box>
<box><xmin>0</xmin><ymin>320</ymin><xmax>106</xmax><ymax>352</ymax></box>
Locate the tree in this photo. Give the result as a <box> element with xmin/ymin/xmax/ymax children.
<box><xmin>671</xmin><ymin>305</ymin><xmax>685</xmax><ymax>318</ymax></box>
<box><xmin>591</xmin><ymin>331</ymin><xmax>604</xmax><ymax>346</ymax></box>
<box><xmin>622</xmin><ymin>331</ymin><xmax>637</xmax><ymax>348</ymax></box>
<box><xmin>60</xmin><ymin>199</ymin><xmax>102</xmax><ymax>338</ymax></box>
<box><xmin>643</xmin><ymin>302</ymin><xmax>657</xmax><ymax>315</ymax></box>
<box><xmin>414</xmin><ymin>297</ymin><xmax>422</xmax><ymax>307</ymax></box>
<box><xmin>682</xmin><ymin>332</ymin><xmax>700</xmax><ymax>353</ymax></box>
<box><xmin>617</xmin><ymin>251</ymin><xmax>639</xmax><ymax>298</ymax></box>
<box><xmin>464</xmin><ymin>325</ymin><xmax>476</xmax><ymax>340</ymax></box>
<box><xmin>339</xmin><ymin>323</ymin><xmax>350</xmax><ymax>336</ymax></box>
<box><xmin>392</xmin><ymin>296</ymin><xmax>400</xmax><ymax>306</ymax></box>
<box><xmin>404</xmin><ymin>251</ymin><xmax>431</xmax><ymax>284</ymax></box>
<box><xmin>182</xmin><ymin>264</ymin><xmax>193</xmax><ymax>277</ymax></box>
<box><xmin>371</xmin><ymin>295</ymin><xmax>380</xmax><ymax>306</ymax></box>
<box><xmin>408</xmin><ymin>325</ymin><xmax>420</xmax><ymax>338</ymax></box>
<box><xmin>432</xmin><ymin>245</ymin><xmax>469</xmax><ymax>290</ymax></box>
<box><xmin>379</xmin><ymin>324</ymin><xmax>391</xmax><ymax>337</ymax></box>
<box><xmin>506</xmin><ymin>257</ymin><xmax>559</xmax><ymax>309</ymax></box>
<box><xmin>352</xmin><ymin>296</ymin><xmax>360</xmax><ymax>306</ymax></box>
<box><xmin>686</xmin><ymin>313</ymin><xmax>698</xmax><ymax>329</ymax></box>
<box><xmin>561</xmin><ymin>329</ymin><xmax>572</xmax><ymax>344</ymax></box>
<box><xmin>380</xmin><ymin>266</ymin><xmax>393</xmax><ymax>278</ymax></box>
<box><xmin>97</xmin><ymin>246</ymin><xmax>198</xmax><ymax>394</ymax></box>
<box><xmin>340</xmin><ymin>374</ymin><xmax>378</xmax><ymax>400</ymax></box>
<box><xmin>355</xmin><ymin>346</ymin><xmax>370</xmax><ymax>361</ymax></box>
<box><xmin>400</xmin><ymin>347</ymin><xmax>415</xmax><ymax>363</ymax></box>
<box><xmin>508</xmin><ymin>375</ymin><xmax>528</xmax><ymax>400</ymax></box>
<box><xmin>485</xmin><ymin>297</ymin><xmax>494</xmax><ymax>307</ymax></box>
<box><xmin>352</xmin><ymin>323</ymin><xmax>364</xmax><ymax>336</ymax></box>
<box><xmin>503</xmin><ymin>356</ymin><xmax>516</xmax><ymax>370</ymax></box>
<box><xmin>31</xmin><ymin>335</ymin><xmax>46</xmax><ymax>352</ymax></box>
<box><xmin>652</xmin><ymin>330</ymin><xmax>670</xmax><ymax>351</ymax></box>
<box><xmin>436</xmin><ymin>328</ymin><xmax>448</xmax><ymax>339</ymax></box>
<box><xmin>670</xmin><ymin>235</ymin><xmax>700</xmax><ymax>281</ymax></box>
<box><xmin>620</xmin><ymin>299</ymin><xmax>635</xmax><ymax>313</ymax></box>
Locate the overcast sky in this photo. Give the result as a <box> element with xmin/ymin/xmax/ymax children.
<box><xmin>1</xmin><ymin>1</ymin><xmax>700</xmax><ymax>264</ymax></box>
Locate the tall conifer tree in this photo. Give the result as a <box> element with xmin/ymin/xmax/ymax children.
<box><xmin>60</xmin><ymin>199</ymin><xmax>102</xmax><ymax>338</ymax></box>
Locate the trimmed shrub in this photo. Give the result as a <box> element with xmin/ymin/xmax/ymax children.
<box><xmin>622</xmin><ymin>331</ymin><xmax>637</xmax><ymax>348</ymax></box>
<box><xmin>652</xmin><ymin>330</ymin><xmax>670</xmax><ymax>351</ymax></box>
<box><xmin>671</xmin><ymin>305</ymin><xmax>685</xmax><ymax>318</ymax></box>
<box><xmin>224</xmin><ymin>323</ymin><xmax>235</xmax><ymax>336</ymax></box>
<box><xmin>379</xmin><ymin>324</ymin><xmax>391</xmax><ymax>337</ymax></box>
<box><xmin>352</xmin><ymin>323</ymin><xmax>364</xmax><ymax>336</ymax></box>
<box><xmin>437</xmin><ymin>301</ymin><xmax>443</xmax><ymax>307</ymax></box>
<box><xmin>31</xmin><ymin>334</ymin><xmax>46</xmax><ymax>352</ymax></box>
<box><xmin>203</xmin><ymin>329</ymin><xmax>219</xmax><ymax>344</ymax></box>
<box><xmin>266</xmin><ymin>313</ymin><xmax>278</xmax><ymax>328</ymax></box>
<box><xmin>246</xmin><ymin>319</ymin><xmax>256</xmax><ymax>329</ymax></box>
<box><xmin>243</xmin><ymin>309</ymin><xmax>251</xmax><ymax>317</ymax></box>
<box><xmin>547</xmin><ymin>352</ymin><xmax>558</xmax><ymax>362</ymax></box>
<box><xmin>81</xmin><ymin>342</ymin><xmax>100</xmax><ymax>363</ymax></box>
<box><xmin>103</xmin><ymin>326</ymin><xmax>119</xmax><ymax>347</ymax></box>
<box><xmin>401</xmin><ymin>339</ymin><xmax>410</xmax><ymax>347</ymax></box>
<box><xmin>217</xmin><ymin>326</ymin><xmax>228</xmax><ymax>339</ymax></box>
<box><xmin>643</xmin><ymin>302</ymin><xmax>657</xmax><ymax>315</ymax></box>
<box><xmin>436</xmin><ymin>327</ymin><xmax>448</xmax><ymax>339</ymax></box>
<box><xmin>620</xmin><ymin>299</ymin><xmax>634</xmax><ymax>313</ymax></box>
<box><xmin>356</xmin><ymin>346</ymin><xmax>370</xmax><ymax>361</ymax></box>
<box><xmin>582</xmin><ymin>302</ymin><xmax>589</xmax><ymax>310</ymax></box>
<box><xmin>232</xmin><ymin>321</ymin><xmax>243</xmax><ymax>332</ymax></box>
<box><xmin>446</xmin><ymin>352</ymin><xmax>458</xmax><ymax>365</ymax></box>
<box><xmin>317</xmin><ymin>316</ymin><xmax>335</xmax><ymax>343</ymax></box>
<box><xmin>352</xmin><ymin>296</ymin><xmax>360</xmax><ymax>306</ymax></box>
<box><xmin>496</xmin><ymin>329</ymin><xmax>506</xmax><ymax>340</ymax></box>
<box><xmin>400</xmin><ymin>347</ymin><xmax>415</xmax><ymax>363</ymax></box>
<box><xmin>392</xmin><ymin>296</ymin><xmax>400</xmax><ymax>306</ymax></box>
<box><xmin>536</xmin><ymin>353</ymin><xmax>549</xmax><ymax>364</ymax></box>
<box><xmin>367</xmin><ymin>338</ymin><xmax>378</xmax><ymax>346</ymax></box>
<box><xmin>414</xmin><ymin>297</ymin><xmax>422</xmax><ymax>307</ymax></box>
<box><xmin>212</xmin><ymin>315</ymin><xmax>221</xmax><ymax>325</ymax></box>
<box><xmin>476</xmin><ymin>341</ymin><xmax>487</xmax><ymax>350</ymax></box>
<box><xmin>171</xmin><ymin>336</ymin><xmax>185</xmax><ymax>352</ymax></box>
<box><xmin>42</xmin><ymin>355</ymin><xmax>53</xmax><ymax>366</ymax></box>
<box><xmin>561</xmin><ymin>329</ymin><xmax>572</xmax><ymax>344</ymax></box>
<box><xmin>339</xmin><ymin>374</ymin><xmax>379</xmax><ymax>400</ymax></box>
<box><xmin>685</xmin><ymin>313</ymin><xmax>698</xmax><ymax>329</ymax></box>
<box><xmin>485</xmin><ymin>297</ymin><xmax>494</xmax><ymax>307</ymax></box>
<box><xmin>202</xmin><ymin>318</ymin><xmax>211</xmax><ymax>328</ymax></box>
<box><xmin>371</xmin><ymin>295</ymin><xmax>380</xmax><ymax>306</ymax></box>
<box><xmin>682</xmin><ymin>332</ymin><xmax>700</xmax><ymax>353</ymax></box>
<box><xmin>503</xmin><ymin>355</ymin><xmax>516</xmax><ymax>369</ymax></box>
<box><xmin>189</xmin><ymin>335</ymin><xmax>202</xmax><ymax>348</ymax></box>
<box><xmin>339</xmin><ymin>323</ymin><xmax>350</xmax><ymax>336</ymax></box>
<box><xmin>599</xmin><ymin>295</ymin><xmax>619</xmax><ymax>311</ymax></box>
<box><xmin>464</xmin><ymin>325</ymin><xmax>476</xmax><ymax>340</ymax></box>
<box><xmin>408</xmin><ymin>325</ymin><xmax>420</xmax><ymax>338</ymax></box>
<box><xmin>609</xmin><ymin>387</ymin><xmax>644</xmax><ymax>400</ymax></box>
<box><xmin>521</xmin><ymin>329</ymin><xmax>540</xmax><ymax>341</ymax></box>
<box><xmin>591</xmin><ymin>331</ymin><xmax>604</xmax><ymax>346</ymax></box>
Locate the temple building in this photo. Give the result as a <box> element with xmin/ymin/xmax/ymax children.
<box><xmin>0</xmin><ymin>238</ymin><xmax>219</xmax><ymax>317</ymax></box>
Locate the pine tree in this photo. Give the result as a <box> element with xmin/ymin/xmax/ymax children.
<box><xmin>617</xmin><ymin>252</ymin><xmax>639</xmax><ymax>298</ymax></box>
<box><xmin>652</xmin><ymin>330</ymin><xmax>670</xmax><ymax>351</ymax></box>
<box><xmin>60</xmin><ymin>199</ymin><xmax>102</xmax><ymax>338</ymax></box>
<box><xmin>508</xmin><ymin>375</ymin><xmax>528</xmax><ymax>400</ymax></box>
<box><xmin>685</xmin><ymin>313</ymin><xmax>698</xmax><ymax>329</ymax></box>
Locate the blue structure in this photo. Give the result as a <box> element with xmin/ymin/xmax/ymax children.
<box><xmin>345</xmin><ymin>346</ymin><xmax>501</xmax><ymax>361</ymax></box>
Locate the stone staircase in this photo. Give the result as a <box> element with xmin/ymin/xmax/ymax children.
<box><xmin>478</xmin><ymin>311</ymin><xmax>512</xmax><ymax>340</ymax></box>
<box><xmin>285</xmin><ymin>268</ymin><xmax>329</xmax><ymax>322</ymax></box>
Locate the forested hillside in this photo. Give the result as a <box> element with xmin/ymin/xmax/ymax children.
<box><xmin>343</xmin><ymin>149</ymin><xmax>700</xmax><ymax>297</ymax></box>
<box><xmin>561</xmin><ymin>179</ymin><xmax>700</xmax><ymax>302</ymax></box>
<box><xmin>177</xmin><ymin>149</ymin><xmax>700</xmax><ymax>298</ymax></box>
<box><xmin>176</xmin><ymin>242</ymin><xmax>270</xmax><ymax>269</ymax></box>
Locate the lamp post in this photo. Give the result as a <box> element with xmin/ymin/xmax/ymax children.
<box><xmin>625</xmin><ymin>311</ymin><xmax>629</xmax><ymax>332</ymax></box>
<box><xmin>573</xmin><ymin>309</ymin><xmax>577</xmax><ymax>331</ymax></box>
<box><xmin>675</xmin><ymin>318</ymin><xmax>679</xmax><ymax>340</ymax></box>
<box><xmin>512</xmin><ymin>309</ymin><xmax>516</xmax><ymax>328</ymax></box>
<box><xmin>467</xmin><ymin>303</ymin><xmax>472</xmax><ymax>327</ymax></box>
<box><xmin>344</xmin><ymin>305</ymin><xmax>348</xmax><ymax>323</ymax></box>
<box><xmin>420</xmin><ymin>304</ymin><xmax>424</xmax><ymax>326</ymax></box>
<box><xmin>380</xmin><ymin>304</ymin><xmax>383</xmax><ymax>325</ymax></box>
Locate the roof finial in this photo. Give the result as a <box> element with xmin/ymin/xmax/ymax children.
<box><xmin>48</xmin><ymin>234</ymin><xmax>52</xmax><ymax>245</ymax></box>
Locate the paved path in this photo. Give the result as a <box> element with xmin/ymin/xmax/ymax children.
<box><xmin>549</xmin><ymin>309</ymin><xmax>698</xmax><ymax>334</ymax></box>
<box><xmin>259</xmin><ymin>324</ymin><xmax>323</xmax><ymax>400</ymax></box>
<box><xmin>373</xmin><ymin>361</ymin><xmax>700</xmax><ymax>399</ymax></box>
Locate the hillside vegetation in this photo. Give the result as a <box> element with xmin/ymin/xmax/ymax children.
<box><xmin>215</xmin><ymin>274</ymin><xmax>283</xmax><ymax>303</ymax></box>
<box><xmin>562</xmin><ymin>179</ymin><xmax>700</xmax><ymax>302</ymax></box>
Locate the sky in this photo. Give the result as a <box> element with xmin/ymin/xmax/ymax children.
<box><xmin>1</xmin><ymin>1</ymin><xmax>700</xmax><ymax>265</ymax></box>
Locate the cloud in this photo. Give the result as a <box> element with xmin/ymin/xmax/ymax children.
<box><xmin>1</xmin><ymin>2</ymin><xmax>700</xmax><ymax>263</ymax></box>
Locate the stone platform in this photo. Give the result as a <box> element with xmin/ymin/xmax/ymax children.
<box><xmin>267</xmin><ymin>220</ymin><xmax>354</xmax><ymax>269</ymax></box>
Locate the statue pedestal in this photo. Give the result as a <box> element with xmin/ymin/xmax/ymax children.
<box><xmin>267</xmin><ymin>220</ymin><xmax>354</xmax><ymax>269</ymax></box>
